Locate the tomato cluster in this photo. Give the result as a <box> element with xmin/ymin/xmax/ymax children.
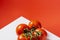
<box><xmin>16</xmin><ymin>20</ymin><xmax>47</xmax><ymax>40</ymax></box>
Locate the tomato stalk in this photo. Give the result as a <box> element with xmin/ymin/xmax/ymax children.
<box><xmin>23</xmin><ymin>27</ymin><xmax>42</xmax><ymax>40</ymax></box>
<box><xmin>35</xmin><ymin>31</ymin><xmax>42</xmax><ymax>36</ymax></box>
<box><xmin>29</xmin><ymin>27</ymin><xmax>36</xmax><ymax>40</ymax></box>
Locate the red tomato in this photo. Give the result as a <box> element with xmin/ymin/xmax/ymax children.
<box><xmin>18</xmin><ymin>33</ymin><xmax>36</xmax><ymax>40</ymax></box>
<box><xmin>16</xmin><ymin>24</ymin><xmax>29</xmax><ymax>35</ymax></box>
<box><xmin>34</xmin><ymin>28</ymin><xmax>47</xmax><ymax>40</ymax></box>
<box><xmin>18</xmin><ymin>34</ymin><xmax>27</xmax><ymax>40</ymax></box>
<box><xmin>28</xmin><ymin>20</ymin><xmax>42</xmax><ymax>29</ymax></box>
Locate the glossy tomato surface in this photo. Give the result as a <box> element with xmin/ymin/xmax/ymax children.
<box><xmin>18</xmin><ymin>33</ymin><xmax>27</xmax><ymax>40</ymax></box>
<box><xmin>16</xmin><ymin>24</ymin><xmax>29</xmax><ymax>35</ymax></box>
<box><xmin>35</xmin><ymin>28</ymin><xmax>47</xmax><ymax>40</ymax></box>
<box><xmin>18</xmin><ymin>33</ymin><xmax>37</xmax><ymax>40</ymax></box>
<box><xmin>28</xmin><ymin>20</ymin><xmax>42</xmax><ymax>29</ymax></box>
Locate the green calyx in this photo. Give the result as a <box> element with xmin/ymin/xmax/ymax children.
<box><xmin>35</xmin><ymin>31</ymin><xmax>42</xmax><ymax>36</ymax></box>
<box><xmin>23</xmin><ymin>28</ymin><xmax>42</xmax><ymax>40</ymax></box>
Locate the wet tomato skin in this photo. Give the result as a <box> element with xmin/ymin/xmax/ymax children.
<box><xmin>16</xmin><ymin>24</ymin><xmax>29</xmax><ymax>35</ymax></box>
<box><xmin>18</xmin><ymin>34</ymin><xmax>27</xmax><ymax>40</ymax></box>
<box><xmin>28</xmin><ymin>20</ymin><xmax>42</xmax><ymax>29</ymax></box>
<box><xmin>18</xmin><ymin>33</ymin><xmax>36</xmax><ymax>40</ymax></box>
<box><xmin>35</xmin><ymin>28</ymin><xmax>47</xmax><ymax>40</ymax></box>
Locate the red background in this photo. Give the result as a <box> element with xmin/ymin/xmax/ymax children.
<box><xmin>0</xmin><ymin>0</ymin><xmax>60</xmax><ymax>37</ymax></box>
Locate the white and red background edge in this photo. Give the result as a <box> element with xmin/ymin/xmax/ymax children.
<box><xmin>0</xmin><ymin>16</ymin><xmax>60</xmax><ymax>40</ymax></box>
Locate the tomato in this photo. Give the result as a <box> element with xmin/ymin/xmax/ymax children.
<box><xmin>18</xmin><ymin>33</ymin><xmax>27</xmax><ymax>40</ymax></box>
<box><xmin>28</xmin><ymin>20</ymin><xmax>42</xmax><ymax>29</ymax></box>
<box><xmin>18</xmin><ymin>28</ymin><xmax>47</xmax><ymax>40</ymax></box>
<box><xmin>34</xmin><ymin>28</ymin><xmax>47</xmax><ymax>40</ymax></box>
<box><xmin>16</xmin><ymin>21</ymin><xmax>47</xmax><ymax>40</ymax></box>
<box><xmin>16</xmin><ymin>24</ymin><xmax>29</xmax><ymax>35</ymax></box>
<box><xmin>18</xmin><ymin>33</ymin><xmax>36</xmax><ymax>40</ymax></box>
